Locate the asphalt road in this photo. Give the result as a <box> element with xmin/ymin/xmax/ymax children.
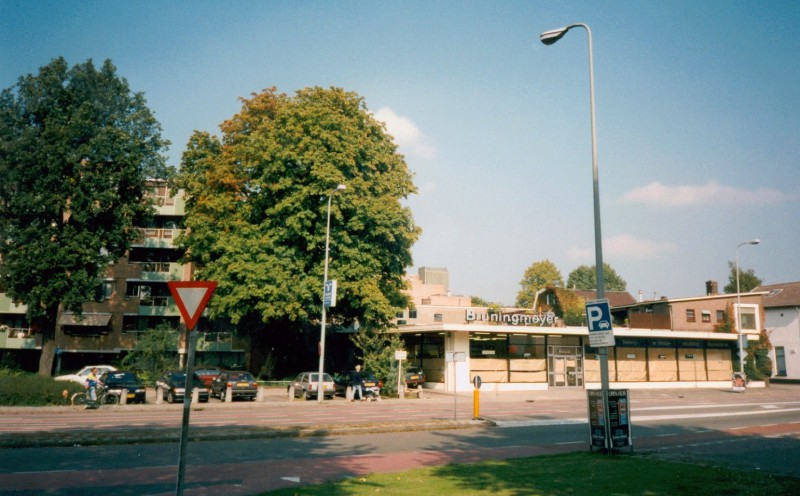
<box><xmin>1</xmin><ymin>384</ymin><xmax>798</xmax><ymax>495</ymax></box>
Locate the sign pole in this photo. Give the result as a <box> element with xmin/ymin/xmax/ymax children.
<box><xmin>167</xmin><ymin>281</ymin><xmax>217</xmax><ymax>496</ymax></box>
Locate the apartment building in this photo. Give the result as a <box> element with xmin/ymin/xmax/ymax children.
<box><xmin>0</xmin><ymin>182</ymin><xmax>246</xmax><ymax>373</ymax></box>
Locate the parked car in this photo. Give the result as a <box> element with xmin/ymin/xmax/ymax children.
<box><xmin>288</xmin><ymin>372</ymin><xmax>336</xmax><ymax>400</ymax></box>
<box><xmin>404</xmin><ymin>366</ymin><xmax>426</xmax><ymax>387</ymax></box>
<box><xmin>194</xmin><ymin>367</ymin><xmax>224</xmax><ymax>388</ymax></box>
<box><xmin>156</xmin><ymin>371</ymin><xmax>210</xmax><ymax>403</ymax></box>
<box><xmin>333</xmin><ymin>370</ymin><xmax>383</xmax><ymax>397</ymax></box>
<box><xmin>98</xmin><ymin>371</ymin><xmax>146</xmax><ymax>404</ymax></box>
<box><xmin>55</xmin><ymin>365</ymin><xmax>117</xmax><ymax>384</ymax></box>
<box><xmin>210</xmin><ymin>371</ymin><xmax>259</xmax><ymax>401</ymax></box>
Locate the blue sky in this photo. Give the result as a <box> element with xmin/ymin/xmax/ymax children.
<box><xmin>2</xmin><ymin>1</ymin><xmax>798</xmax><ymax>306</ymax></box>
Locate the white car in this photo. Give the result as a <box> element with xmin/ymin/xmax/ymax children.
<box><xmin>55</xmin><ymin>365</ymin><xmax>117</xmax><ymax>384</ymax></box>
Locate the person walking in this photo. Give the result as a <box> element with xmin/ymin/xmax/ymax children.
<box><xmin>351</xmin><ymin>365</ymin><xmax>364</xmax><ymax>402</ymax></box>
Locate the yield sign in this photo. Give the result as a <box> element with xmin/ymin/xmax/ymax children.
<box><xmin>167</xmin><ymin>281</ymin><xmax>217</xmax><ymax>331</ymax></box>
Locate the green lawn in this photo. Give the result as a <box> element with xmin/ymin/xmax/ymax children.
<box><xmin>263</xmin><ymin>451</ymin><xmax>800</xmax><ymax>496</ymax></box>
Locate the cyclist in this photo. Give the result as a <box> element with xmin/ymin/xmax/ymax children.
<box><xmin>84</xmin><ymin>367</ymin><xmax>99</xmax><ymax>409</ymax></box>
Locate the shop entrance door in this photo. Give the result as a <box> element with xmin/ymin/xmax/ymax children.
<box><xmin>548</xmin><ymin>346</ymin><xmax>584</xmax><ymax>388</ymax></box>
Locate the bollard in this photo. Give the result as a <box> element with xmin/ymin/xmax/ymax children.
<box><xmin>192</xmin><ymin>388</ymin><xmax>199</xmax><ymax>403</ymax></box>
<box><xmin>473</xmin><ymin>389</ymin><xmax>480</xmax><ymax>419</ymax></box>
<box><xmin>398</xmin><ymin>383</ymin><xmax>404</xmax><ymax>400</ymax></box>
<box><xmin>346</xmin><ymin>386</ymin><xmax>353</xmax><ymax>401</ymax></box>
<box><xmin>257</xmin><ymin>386</ymin><xmax>264</xmax><ymax>402</ymax></box>
<box><xmin>225</xmin><ymin>384</ymin><xmax>233</xmax><ymax>403</ymax></box>
<box><xmin>288</xmin><ymin>385</ymin><xmax>295</xmax><ymax>401</ymax></box>
<box><xmin>120</xmin><ymin>389</ymin><xmax>127</xmax><ymax>405</ymax></box>
<box><xmin>155</xmin><ymin>386</ymin><xmax>162</xmax><ymax>405</ymax></box>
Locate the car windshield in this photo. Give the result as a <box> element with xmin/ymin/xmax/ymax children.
<box><xmin>229</xmin><ymin>373</ymin><xmax>254</xmax><ymax>381</ymax></box>
<box><xmin>104</xmin><ymin>372</ymin><xmax>139</xmax><ymax>384</ymax></box>
<box><xmin>168</xmin><ymin>372</ymin><xmax>203</xmax><ymax>385</ymax></box>
<box><xmin>309</xmin><ymin>373</ymin><xmax>333</xmax><ymax>382</ymax></box>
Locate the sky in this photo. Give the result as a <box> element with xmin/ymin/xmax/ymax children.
<box><xmin>2</xmin><ymin>1</ymin><xmax>798</xmax><ymax>306</ymax></box>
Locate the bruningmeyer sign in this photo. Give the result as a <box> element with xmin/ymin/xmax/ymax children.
<box><xmin>585</xmin><ymin>298</ymin><xmax>615</xmax><ymax>347</ymax></box>
<box><xmin>466</xmin><ymin>309</ymin><xmax>557</xmax><ymax>326</ymax></box>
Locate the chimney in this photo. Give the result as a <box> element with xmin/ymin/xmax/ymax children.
<box><xmin>706</xmin><ymin>280</ymin><xmax>718</xmax><ymax>296</ymax></box>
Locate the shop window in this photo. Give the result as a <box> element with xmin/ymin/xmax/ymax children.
<box><xmin>470</xmin><ymin>333</ymin><xmax>507</xmax><ymax>358</ymax></box>
<box><xmin>686</xmin><ymin>309</ymin><xmax>696</xmax><ymax>322</ymax></box>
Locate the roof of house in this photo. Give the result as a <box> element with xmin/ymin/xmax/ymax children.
<box><xmin>572</xmin><ymin>290</ymin><xmax>637</xmax><ymax>307</ymax></box>
<box><xmin>753</xmin><ymin>282</ymin><xmax>800</xmax><ymax>308</ymax></box>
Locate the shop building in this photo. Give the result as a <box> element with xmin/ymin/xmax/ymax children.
<box><xmin>394</xmin><ymin>268</ymin><xmax>764</xmax><ymax>392</ymax></box>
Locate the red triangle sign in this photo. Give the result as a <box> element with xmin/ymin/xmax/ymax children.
<box><xmin>167</xmin><ymin>281</ymin><xmax>217</xmax><ymax>331</ymax></box>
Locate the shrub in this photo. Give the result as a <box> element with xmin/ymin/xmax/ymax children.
<box><xmin>0</xmin><ymin>373</ymin><xmax>84</xmax><ymax>406</ymax></box>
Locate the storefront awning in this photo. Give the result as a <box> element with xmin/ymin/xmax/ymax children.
<box><xmin>58</xmin><ymin>313</ymin><xmax>112</xmax><ymax>327</ymax></box>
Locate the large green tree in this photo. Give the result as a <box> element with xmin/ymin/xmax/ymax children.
<box><xmin>174</xmin><ymin>87</ymin><xmax>420</xmax><ymax>375</ymax></box>
<box><xmin>723</xmin><ymin>261</ymin><xmax>762</xmax><ymax>294</ymax></box>
<box><xmin>515</xmin><ymin>259</ymin><xmax>564</xmax><ymax>308</ymax></box>
<box><xmin>566</xmin><ymin>263</ymin><xmax>627</xmax><ymax>292</ymax></box>
<box><xmin>0</xmin><ymin>58</ymin><xmax>169</xmax><ymax>375</ymax></box>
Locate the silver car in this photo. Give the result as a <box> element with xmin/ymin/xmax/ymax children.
<box><xmin>288</xmin><ymin>372</ymin><xmax>335</xmax><ymax>400</ymax></box>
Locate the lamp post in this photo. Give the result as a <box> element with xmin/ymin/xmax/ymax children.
<box><xmin>317</xmin><ymin>184</ymin><xmax>346</xmax><ymax>402</ymax></box>
<box><xmin>540</xmin><ymin>23</ymin><xmax>609</xmax><ymax>391</ymax></box>
<box><xmin>735</xmin><ymin>238</ymin><xmax>760</xmax><ymax>376</ymax></box>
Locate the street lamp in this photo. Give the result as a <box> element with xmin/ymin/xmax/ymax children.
<box><xmin>539</xmin><ymin>23</ymin><xmax>608</xmax><ymax>387</ymax></box>
<box><xmin>735</xmin><ymin>238</ymin><xmax>760</xmax><ymax>376</ymax></box>
<box><xmin>318</xmin><ymin>184</ymin><xmax>346</xmax><ymax>402</ymax></box>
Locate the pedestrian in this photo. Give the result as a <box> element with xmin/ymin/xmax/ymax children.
<box><xmin>85</xmin><ymin>367</ymin><xmax>99</xmax><ymax>409</ymax></box>
<box><xmin>351</xmin><ymin>365</ymin><xmax>364</xmax><ymax>402</ymax></box>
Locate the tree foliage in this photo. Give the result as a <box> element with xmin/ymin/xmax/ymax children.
<box><xmin>566</xmin><ymin>263</ymin><xmax>627</xmax><ymax>292</ymax></box>
<box><xmin>723</xmin><ymin>261</ymin><xmax>762</xmax><ymax>294</ymax></box>
<box><xmin>119</xmin><ymin>324</ymin><xmax>180</xmax><ymax>384</ymax></box>
<box><xmin>174</xmin><ymin>87</ymin><xmax>420</xmax><ymax>372</ymax></box>
<box><xmin>0</xmin><ymin>57</ymin><xmax>169</xmax><ymax>375</ymax></box>
<box><xmin>515</xmin><ymin>259</ymin><xmax>564</xmax><ymax>308</ymax></box>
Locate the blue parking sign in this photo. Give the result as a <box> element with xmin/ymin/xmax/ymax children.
<box><xmin>586</xmin><ymin>299</ymin><xmax>615</xmax><ymax>347</ymax></box>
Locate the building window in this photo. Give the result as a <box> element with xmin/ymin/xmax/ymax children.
<box><xmin>409</xmin><ymin>309</ymin><xmax>418</xmax><ymax>319</ymax></box>
<box><xmin>686</xmin><ymin>309</ymin><xmax>696</xmax><ymax>322</ymax></box>
<box><xmin>434</xmin><ymin>314</ymin><xmax>443</xmax><ymax>322</ymax></box>
<box><xmin>735</xmin><ymin>305</ymin><xmax>759</xmax><ymax>332</ymax></box>
<box><xmin>701</xmin><ymin>311</ymin><xmax>711</xmax><ymax>323</ymax></box>
<box><xmin>396</xmin><ymin>311</ymin><xmax>405</xmax><ymax>319</ymax></box>
<box><xmin>716</xmin><ymin>310</ymin><xmax>725</xmax><ymax>323</ymax></box>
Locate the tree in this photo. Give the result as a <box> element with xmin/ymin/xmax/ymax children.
<box><xmin>119</xmin><ymin>324</ymin><xmax>179</xmax><ymax>384</ymax></box>
<box><xmin>174</xmin><ymin>87</ymin><xmax>420</xmax><ymax>374</ymax></box>
<box><xmin>566</xmin><ymin>263</ymin><xmax>627</xmax><ymax>292</ymax></box>
<box><xmin>723</xmin><ymin>261</ymin><xmax>762</xmax><ymax>294</ymax></box>
<box><xmin>0</xmin><ymin>58</ymin><xmax>169</xmax><ymax>376</ymax></box>
<box><xmin>515</xmin><ymin>259</ymin><xmax>563</xmax><ymax>308</ymax></box>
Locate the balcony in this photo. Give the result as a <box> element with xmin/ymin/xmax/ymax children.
<box><xmin>133</xmin><ymin>228</ymin><xmax>185</xmax><ymax>249</ymax></box>
<box><xmin>0</xmin><ymin>328</ymin><xmax>40</xmax><ymax>349</ymax></box>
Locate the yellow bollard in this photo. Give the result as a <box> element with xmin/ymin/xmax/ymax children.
<box><xmin>473</xmin><ymin>389</ymin><xmax>480</xmax><ymax>419</ymax></box>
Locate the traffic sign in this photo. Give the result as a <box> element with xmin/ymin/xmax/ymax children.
<box><xmin>323</xmin><ymin>279</ymin><xmax>338</xmax><ymax>308</ymax></box>
<box><xmin>167</xmin><ymin>281</ymin><xmax>217</xmax><ymax>331</ymax></box>
<box><xmin>586</xmin><ymin>298</ymin><xmax>615</xmax><ymax>347</ymax></box>
<box><xmin>472</xmin><ymin>375</ymin><xmax>482</xmax><ymax>389</ymax></box>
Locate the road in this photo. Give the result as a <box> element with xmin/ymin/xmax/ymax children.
<box><xmin>1</xmin><ymin>385</ymin><xmax>798</xmax><ymax>495</ymax></box>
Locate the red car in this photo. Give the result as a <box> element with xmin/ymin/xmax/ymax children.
<box><xmin>194</xmin><ymin>367</ymin><xmax>223</xmax><ymax>388</ymax></box>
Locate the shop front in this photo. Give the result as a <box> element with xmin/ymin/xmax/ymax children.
<box><xmin>396</xmin><ymin>324</ymin><xmax>737</xmax><ymax>392</ymax></box>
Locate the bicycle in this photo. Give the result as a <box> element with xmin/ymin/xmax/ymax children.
<box><xmin>71</xmin><ymin>386</ymin><xmax>120</xmax><ymax>407</ymax></box>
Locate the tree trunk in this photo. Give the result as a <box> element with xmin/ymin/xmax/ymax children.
<box><xmin>36</xmin><ymin>310</ymin><xmax>58</xmax><ymax>376</ymax></box>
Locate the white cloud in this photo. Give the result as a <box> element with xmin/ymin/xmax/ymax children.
<box><xmin>619</xmin><ymin>180</ymin><xmax>791</xmax><ymax>207</ymax></box>
<box><xmin>604</xmin><ymin>234</ymin><xmax>678</xmax><ymax>261</ymax></box>
<box><xmin>567</xmin><ymin>234</ymin><xmax>678</xmax><ymax>263</ymax></box>
<box><xmin>373</xmin><ymin>107</ymin><xmax>437</xmax><ymax>160</ymax></box>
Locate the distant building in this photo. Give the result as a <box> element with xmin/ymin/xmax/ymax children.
<box><xmin>754</xmin><ymin>282</ymin><xmax>800</xmax><ymax>382</ymax></box>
